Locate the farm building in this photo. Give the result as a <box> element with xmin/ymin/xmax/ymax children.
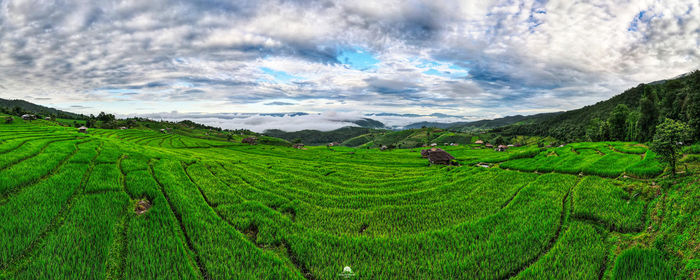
<box><xmin>293</xmin><ymin>143</ymin><xmax>305</xmax><ymax>149</ymax></box>
<box><xmin>380</xmin><ymin>145</ymin><xmax>388</xmax><ymax>151</ymax></box>
<box><xmin>119</xmin><ymin>127</ymin><xmax>128</xmax><ymax>130</ymax></box>
<box><xmin>420</xmin><ymin>149</ymin><xmax>430</xmax><ymax>158</ymax></box>
<box><xmin>485</xmin><ymin>143</ymin><xmax>494</xmax><ymax>148</ymax></box>
<box><xmin>21</xmin><ymin>114</ymin><xmax>35</xmax><ymax>120</ymax></box>
<box><xmin>328</xmin><ymin>142</ymin><xmax>341</xmax><ymax>147</ymax></box>
<box><xmin>44</xmin><ymin>117</ymin><xmax>51</xmax><ymax>120</ymax></box>
<box><xmin>242</xmin><ymin>137</ymin><xmax>257</xmax><ymax>145</ymax></box>
<box><xmin>426</xmin><ymin>148</ymin><xmax>456</xmax><ymax>165</ymax></box>
<box><xmin>474</xmin><ymin>140</ymin><xmax>484</xmax><ymax>144</ymax></box>
<box><xmin>430</xmin><ymin>143</ymin><xmax>437</xmax><ymax>147</ymax></box>
<box><xmin>78</xmin><ymin>126</ymin><xmax>88</xmax><ymax>133</ymax></box>
<box><xmin>496</xmin><ymin>145</ymin><xmax>507</xmax><ymax>152</ymax></box>
<box><xmin>160</xmin><ymin>129</ymin><xmax>166</xmax><ymax>133</ymax></box>
<box><xmin>421</xmin><ymin>147</ymin><xmax>448</xmax><ymax>159</ymax></box>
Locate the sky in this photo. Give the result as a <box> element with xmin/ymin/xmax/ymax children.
<box><xmin>0</xmin><ymin>0</ymin><xmax>698</xmax><ymax>131</ymax></box>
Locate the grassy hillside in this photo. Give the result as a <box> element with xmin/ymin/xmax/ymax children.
<box><xmin>0</xmin><ymin>115</ymin><xmax>696</xmax><ymax>279</ymax></box>
<box><xmin>0</xmin><ymin>98</ymin><xmax>83</xmax><ymax>119</ymax></box>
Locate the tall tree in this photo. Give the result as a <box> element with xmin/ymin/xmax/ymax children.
<box><xmin>687</xmin><ymin>91</ymin><xmax>700</xmax><ymax>140</ymax></box>
<box><xmin>608</xmin><ymin>104</ymin><xmax>630</xmax><ymax>141</ymax></box>
<box><xmin>638</xmin><ymin>88</ymin><xmax>659</xmax><ymax>142</ymax></box>
<box><xmin>650</xmin><ymin>118</ymin><xmax>692</xmax><ymax>176</ymax></box>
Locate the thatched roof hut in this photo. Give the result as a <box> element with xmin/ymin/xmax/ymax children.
<box><xmin>78</xmin><ymin>126</ymin><xmax>88</xmax><ymax>133</ymax></box>
<box><xmin>427</xmin><ymin>149</ymin><xmax>456</xmax><ymax>165</ymax></box>
<box><xmin>485</xmin><ymin>143</ymin><xmax>494</xmax><ymax>148</ymax></box>
<box><xmin>292</xmin><ymin>143</ymin><xmax>305</xmax><ymax>149</ymax></box>
<box><xmin>496</xmin><ymin>145</ymin><xmax>507</xmax><ymax>152</ymax></box>
<box><xmin>475</xmin><ymin>140</ymin><xmax>484</xmax><ymax>144</ymax></box>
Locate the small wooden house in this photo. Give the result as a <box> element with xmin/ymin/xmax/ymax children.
<box><xmin>293</xmin><ymin>143</ymin><xmax>305</xmax><ymax>149</ymax></box>
<box><xmin>485</xmin><ymin>143</ymin><xmax>494</xmax><ymax>148</ymax></box>
<box><xmin>474</xmin><ymin>140</ymin><xmax>484</xmax><ymax>144</ymax></box>
<box><xmin>78</xmin><ymin>126</ymin><xmax>88</xmax><ymax>133</ymax></box>
<box><xmin>427</xmin><ymin>149</ymin><xmax>456</xmax><ymax>165</ymax></box>
<box><xmin>380</xmin><ymin>145</ymin><xmax>388</xmax><ymax>151</ymax></box>
<box><xmin>420</xmin><ymin>149</ymin><xmax>430</xmax><ymax>158</ymax></box>
<box><xmin>496</xmin><ymin>145</ymin><xmax>507</xmax><ymax>152</ymax></box>
<box><xmin>242</xmin><ymin>137</ymin><xmax>257</xmax><ymax>145</ymax></box>
<box><xmin>21</xmin><ymin>114</ymin><xmax>35</xmax><ymax>120</ymax></box>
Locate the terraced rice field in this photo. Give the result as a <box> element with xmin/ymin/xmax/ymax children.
<box><xmin>0</xmin><ymin>121</ymin><xmax>694</xmax><ymax>279</ymax></box>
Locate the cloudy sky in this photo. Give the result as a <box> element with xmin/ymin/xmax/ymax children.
<box><xmin>0</xmin><ymin>0</ymin><xmax>698</xmax><ymax>131</ymax></box>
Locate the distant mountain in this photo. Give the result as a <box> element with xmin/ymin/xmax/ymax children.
<box><xmin>403</xmin><ymin>113</ymin><xmax>561</xmax><ymax>131</ymax></box>
<box><xmin>263</xmin><ymin>126</ymin><xmax>384</xmax><ymax>145</ymax></box>
<box><xmin>0</xmin><ymin>98</ymin><xmax>83</xmax><ymax>119</ymax></box>
<box><xmin>351</xmin><ymin>118</ymin><xmax>385</xmax><ymax>128</ymax></box>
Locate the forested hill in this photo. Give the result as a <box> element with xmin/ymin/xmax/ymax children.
<box><xmin>402</xmin><ymin>113</ymin><xmax>560</xmax><ymax>131</ymax></box>
<box><xmin>263</xmin><ymin>126</ymin><xmax>382</xmax><ymax>145</ymax></box>
<box><xmin>0</xmin><ymin>98</ymin><xmax>83</xmax><ymax>119</ymax></box>
<box><xmin>493</xmin><ymin>70</ymin><xmax>700</xmax><ymax>143</ymax></box>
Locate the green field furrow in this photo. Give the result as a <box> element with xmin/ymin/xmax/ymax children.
<box><xmin>12</xmin><ymin>193</ymin><xmax>130</xmax><ymax>279</ymax></box>
<box><xmin>0</xmin><ymin>119</ymin><xmax>691</xmax><ymax>279</ymax></box>
<box><xmin>151</xmin><ymin>159</ymin><xmax>302</xmax><ymax>279</ymax></box>
<box><xmin>0</xmin><ymin>139</ymin><xmax>82</xmax><ymax>197</ymax></box>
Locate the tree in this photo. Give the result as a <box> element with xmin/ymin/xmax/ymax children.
<box><xmin>686</xmin><ymin>90</ymin><xmax>700</xmax><ymax>140</ymax></box>
<box><xmin>638</xmin><ymin>89</ymin><xmax>659</xmax><ymax>142</ymax></box>
<box><xmin>12</xmin><ymin>106</ymin><xmax>23</xmax><ymax>116</ymax></box>
<box><xmin>650</xmin><ymin>119</ymin><xmax>692</xmax><ymax>176</ymax></box>
<box><xmin>97</xmin><ymin>112</ymin><xmax>115</xmax><ymax>122</ymax></box>
<box><xmin>608</xmin><ymin>104</ymin><xmax>630</xmax><ymax>141</ymax></box>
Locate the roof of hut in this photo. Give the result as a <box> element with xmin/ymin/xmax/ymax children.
<box><xmin>427</xmin><ymin>150</ymin><xmax>455</xmax><ymax>163</ymax></box>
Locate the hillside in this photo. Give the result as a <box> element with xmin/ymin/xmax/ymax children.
<box><xmin>343</xmin><ymin>127</ymin><xmax>481</xmax><ymax>148</ymax></box>
<box><xmin>403</xmin><ymin>112</ymin><xmax>561</xmax><ymax>131</ymax></box>
<box><xmin>0</xmin><ymin>114</ymin><xmax>697</xmax><ymax>279</ymax></box>
<box><xmin>494</xmin><ymin>70</ymin><xmax>700</xmax><ymax>143</ymax></box>
<box><xmin>263</xmin><ymin>126</ymin><xmax>382</xmax><ymax>145</ymax></box>
<box><xmin>0</xmin><ymin>98</ymin><xmax>83</xmax><ymax>119</ymax></box>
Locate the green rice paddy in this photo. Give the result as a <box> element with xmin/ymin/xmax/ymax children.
<box><xmin>0</xmin><ymin>119</ymin><xmax>697</xmax><ymax>279</ymax></box>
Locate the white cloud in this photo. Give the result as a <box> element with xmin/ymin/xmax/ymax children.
<box><xmin>0</xmin><ymin>0</ymin><xmax>697</xmax><ymax>132</ymax></box>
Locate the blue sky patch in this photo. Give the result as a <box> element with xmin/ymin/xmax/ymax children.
<box><xmin>259</xmin><ymin>67</ymin><xmax>304</xmax><ymax>83</ymax></box>
<box><xmin>337</xmin><ymin>47</ymin><xmax>379</xmax><ymax>70</ymax></box>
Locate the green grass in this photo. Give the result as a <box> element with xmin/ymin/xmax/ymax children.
<box><xmin>612</xmin><ymin>247</ymin><xmax>675</xmax><ymax>280</ymax></box>
<box><xmin>572</xmin><ymin>176</ymin><xmax>645</xmax><ymax>232</ymax></box>
<box><xmin>0</xmin><ymin>120</ymin><xmax>692</xmax><ymax>279</ymax></box>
